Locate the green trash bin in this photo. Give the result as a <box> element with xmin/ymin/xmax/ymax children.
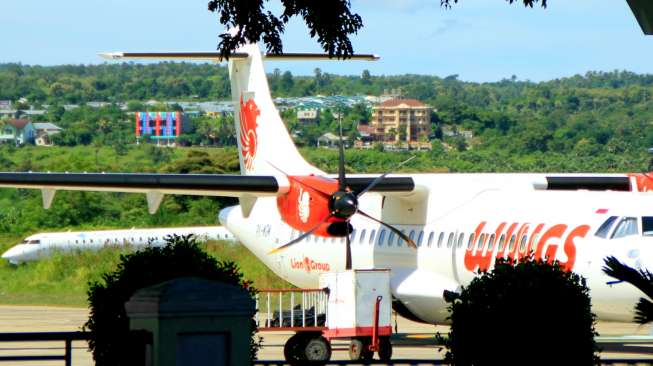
<box><xmin>125</xmin><ymin>277</ymin><xmax>255</xmax><ymax>366</ymax></box>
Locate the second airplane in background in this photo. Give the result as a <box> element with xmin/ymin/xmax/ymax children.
<box><xmin>1</xmin><ymin>226</ymin><xmax>236</xmax><ymax>264</ymax></box>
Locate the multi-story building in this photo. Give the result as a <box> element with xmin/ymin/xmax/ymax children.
<box><xmin>134</xmin><ymin>112</ymin><xmax>190</xmax><ymax>145</ymax></box>
<box><xmin>369</xmin><ymin>99</ymin><xmax>432</xmax><ymax>149</ymax></box>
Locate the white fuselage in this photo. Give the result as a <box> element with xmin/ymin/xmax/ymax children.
<box><xmin>1</xmin><ymin>226</ymin><xmax>235</xmax><ymax>264</ymax></box>
<box><xmin>221</xmin><ymin>173</ymin><xmax>653</xmax><ymax>325</ymax></box>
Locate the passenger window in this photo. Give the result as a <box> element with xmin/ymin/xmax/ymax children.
<box><xmin>508</xmin><ymin>235</ymin><xmax>516</xmax><ymax>252</ymax></box>
<box><xmin>378</xmin><ymin>230</ymin><xmax>386</xmax><ymax>246</ymax></box>
<box><xmin>447</xmin><ymin>233</ymin><xmax>454</xmax><ymax>248</ymax></box>
<box><xmin>387</xmin><ymin>231</ymin><xmax>395</xmax><ymax>247</ymax></box>
<box><xmin>530</xmin><ymin>234</ymin><xmax>540</xmax><ymax>252</ymax></box>
<box><xmin>437</xmin><ymin>232</ymin><xmax>444</xmax><ymax>248</ymax></box>
<box><xmin>595</xmin><ymin>216</ymin><xmax>618</xmax><ymax>238</ymax></box>
<box><xmin>612</xmin><ymin>217</ymin><xmax>639</xmax><ymax>239</ymax></box>
<box><xmin>457</xmin><ymin>233</ymin><xmax>464</xmax><ymax>249</ymax></box>
<box><xmin>417</xmin><ymin>231</ymin><xmax>424</xmax><ymax>247</ymax></box>
<box><xmin>427</xmin><ymin>232</ymin><xmax>435</xmax><ymax>247</ymax></box>
<box><xmin>350</xmin><ymin>229</ymin><xmax>357</xmax><ymax>243</ymax></box>
<box><xmin>369</xmin><ymin>230</ymin><xmax>376</xmax><ymax>245</ymax></box>
<box><xmin>360</xmin><ymin>229</ymin><xmax>367</xmax><ymax>244</ymax></box>
<box><xmin>642</xmin><ymin>217</ymin><xmax>653</xmax><ymax>237</ymax></box>
<box><xmin>467</xmin><ymin>234</ymin><xmax>475</xmax><ymax>250</ymax></box>
<box><xmin>397</xmin><ymin>230</ymin><xmax>406</xmax><ymax>247</ymax></box>
<box><xmin>498</xmin><ymin>234</ymin><xmax>506</xmax><ymax>251</ymax></box>
<box><xmin>477</xmin><ymin>233</ymin><xmax>486</xmax><ymax>251</ymax></box>
<box><xmin>409</xmin><ymin>230</ymin><xmax>416</xmax><ymax>243</ymax></box>
<box><xmin>519</xmin><ymin>235</ymin><xmax>528</xmax><ymax>253</ymax></box>
<box><xmin>488</xmin><ymin>234</ymin><xmax>496</xmax><ymax>251</ymax></box>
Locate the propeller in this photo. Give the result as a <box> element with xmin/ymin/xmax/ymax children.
<box><xmin>271</xmin><ymin>116</ymin><xmax>417</xmax><ymax>270</ymax></box>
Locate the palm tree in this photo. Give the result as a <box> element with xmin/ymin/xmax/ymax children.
<box><xmin>603</xmin><ymin>256</ymin><xmax>653</xmax><ymax>324</ymax></box>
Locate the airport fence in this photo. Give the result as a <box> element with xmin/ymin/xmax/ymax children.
<box><xmin>256</xmin><ymin>360</ymin><xmax>653</xmax><ymax>365</ymax></box>
<box><xmin>0</xmin><ymin>331</ymin><xmax>90</xmax><ymax>366</ymax></box>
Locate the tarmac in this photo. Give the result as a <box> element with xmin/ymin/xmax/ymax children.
<box><xmin>0</xmin><ymin>305</ymin><xmax>650</xmax><ymax>365</ymax></box>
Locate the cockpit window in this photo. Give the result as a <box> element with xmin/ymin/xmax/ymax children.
<box><xmin>611</xmin><ymin>217</ymin><xmax>639</xmax><ymax>239</ymax></box>
<box><xmin>20</xmin><ymin>240</ymin><xmax>28</xmax><ymax>244</ymax></box>
<box><xmin>595</xmin><ymin>216</ymin><xmax>618</xmax><ymax>238</ymax></box>
<box><xmin>28</xmin><ymin>240</ymin><xmax>40</xmax><ymax>245</ymax></box>
<box><xmin>642</xmin><ymin>217</ymin><xmax>653</xmax><ymax>237</ymax></box>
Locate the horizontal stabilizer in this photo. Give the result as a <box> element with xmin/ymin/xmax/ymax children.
<box><xmin>99</xmin><ymin>52</ymin><xmax>379</xmax><ymax>62</ymax></box>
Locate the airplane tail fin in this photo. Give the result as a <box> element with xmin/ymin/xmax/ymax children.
<box><xmin>100</xmin><ymin>45</ymin><xmax>378</xmax><ymax>176</ymax></box>
<box><xmin>228</xmin><ymin>44</ymin><xmax>317</xmax><ymax>176</ymax></box>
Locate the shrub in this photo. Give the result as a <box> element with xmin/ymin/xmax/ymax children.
<box><xmin>441</xmin><ymin>257</ymin><xmax>598</xmax><ymax>366</ymax></box>
<box><xmin>84</xmin><ymin>234</ymin><xmax>258</xmax><ymax>366</ymax></box>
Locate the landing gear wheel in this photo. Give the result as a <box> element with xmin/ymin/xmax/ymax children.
<box><xmin>377</xmin><ymin>336</ymin><xmax>393</xmax><ymax>362</ymax></box>
<box><xmin>283</xmin><ymin>334</ymin><xmax>307</xmax><ymax>366</ymax></box>
<box><xmin>349</xmin><ymin>338</ymin><xmax>373</xmax><ymax>361</ymax></box>
<box><xmin>304</xmin><ymin>335</ymin><xmax>331</xmax><ymax>365</ymax></box>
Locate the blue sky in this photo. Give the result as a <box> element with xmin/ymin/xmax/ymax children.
<box><xmin>1</xmin><ymin>0</ymin><xmax>650</xmax><ymax>82</ymax></box>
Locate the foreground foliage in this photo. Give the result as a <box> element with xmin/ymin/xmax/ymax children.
<box><xmin>443</xmin><ymin>257</ymin><xmax>598</xmax><ymax>365</ymax></box>
<box><xmin>84</xmin><ymin>235</ymin><xmax>258</xmax><ymax>365</ymax></box>
<box><xmin>603</xmin><ymin>256</ymin><xmax>653</xmax><ymax>324</ymax></box>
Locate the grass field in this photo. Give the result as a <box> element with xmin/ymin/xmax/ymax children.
<box><xmin>0</xmin><ymin>238</ymin><xmax>289</xmax><ymax>307</ymax></box>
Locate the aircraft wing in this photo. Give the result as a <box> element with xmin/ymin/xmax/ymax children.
<box><xmin>0</xmin><ymin>172</ymin><xmax>284</xmax><ymax>214</ymax></box>
<box><xmin>0</xmin><ymin>172</ymin><xmax>415</xmax><ymax>214</ymax></box>
<box><xmin>627</xmin><ymin>0</ymin><xmax>653</xmax><ymax>34</ymax></box>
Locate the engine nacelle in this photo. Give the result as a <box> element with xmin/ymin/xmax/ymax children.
<box><xmin>277</xmin><ymin>175</ymin><xmax>343</xmax><ymax>237</ymax></box>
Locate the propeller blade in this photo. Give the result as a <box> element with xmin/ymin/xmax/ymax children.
<box><xmin>268</xmin><ymin>215</ymin><xmax>332</xmax><ymax>254</ymax></box>
<box><xmin>357</xmin><ymin>209</ymin><xmax>417</xmax><ymax>249</ymax></box>
<box><xmin>337</xmin><ymin>115</ymin><xmax>347</xmax><ymax>192</ymax></box>
<box><xmin>355</xmin><ymin>156</ymin><xmax>416</xmax><ymax>197</ymax></box>
<box><xmin>345</xmin><ymin>223</ymin><xmax>352</xmax><ymax>270</ymax></box>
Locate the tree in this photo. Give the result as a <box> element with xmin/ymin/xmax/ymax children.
<box><xmin>361</xmin><ymin>69</ymin><xmax>371</xmax><ymax>85</ymax></box>
<box><xmin>603</xmin><ymin>257</ymin><xmax>653</xmax><ymax>324</ymax></box>
<box><xmin>207</xmin><ymin>0</ymin><xmax>546</xmax><ymax>58</ymax></box>
<box><xmin>84</xmin><ymin>235</ymin><xmax>258</xmax><ymax>366</ymax></box>
<box><xmin>442</xmin><ymin>257</ymin><xmax>598</xmax><ymax>365</ymax></box>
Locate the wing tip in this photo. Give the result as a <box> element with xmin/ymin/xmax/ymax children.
<box><xmin>98</xmin><ymin>52</ymin><xmax>124</xmax><ymax>60</ymax></box>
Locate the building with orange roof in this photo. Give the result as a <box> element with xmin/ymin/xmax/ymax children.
<box><xmin>0</xmin><ymin>119</ymin><xmax>34</xmax><ymax>145</ymax></box>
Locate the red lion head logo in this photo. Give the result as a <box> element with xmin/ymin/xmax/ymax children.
<box><xmin>240</xmin><ymin>95</ymin><xmax>260</xmax><ymax>171</ymax></box>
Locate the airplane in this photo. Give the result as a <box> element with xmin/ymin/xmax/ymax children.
<box><xmin>0</xmin><ymin>226</ymin><xmax>236</xmax><ymax>265</ymax></box>
<box><xmin>0</xmin><ymin>39</ymin><xmax>651</xmax><ymax>345</ymax></box>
